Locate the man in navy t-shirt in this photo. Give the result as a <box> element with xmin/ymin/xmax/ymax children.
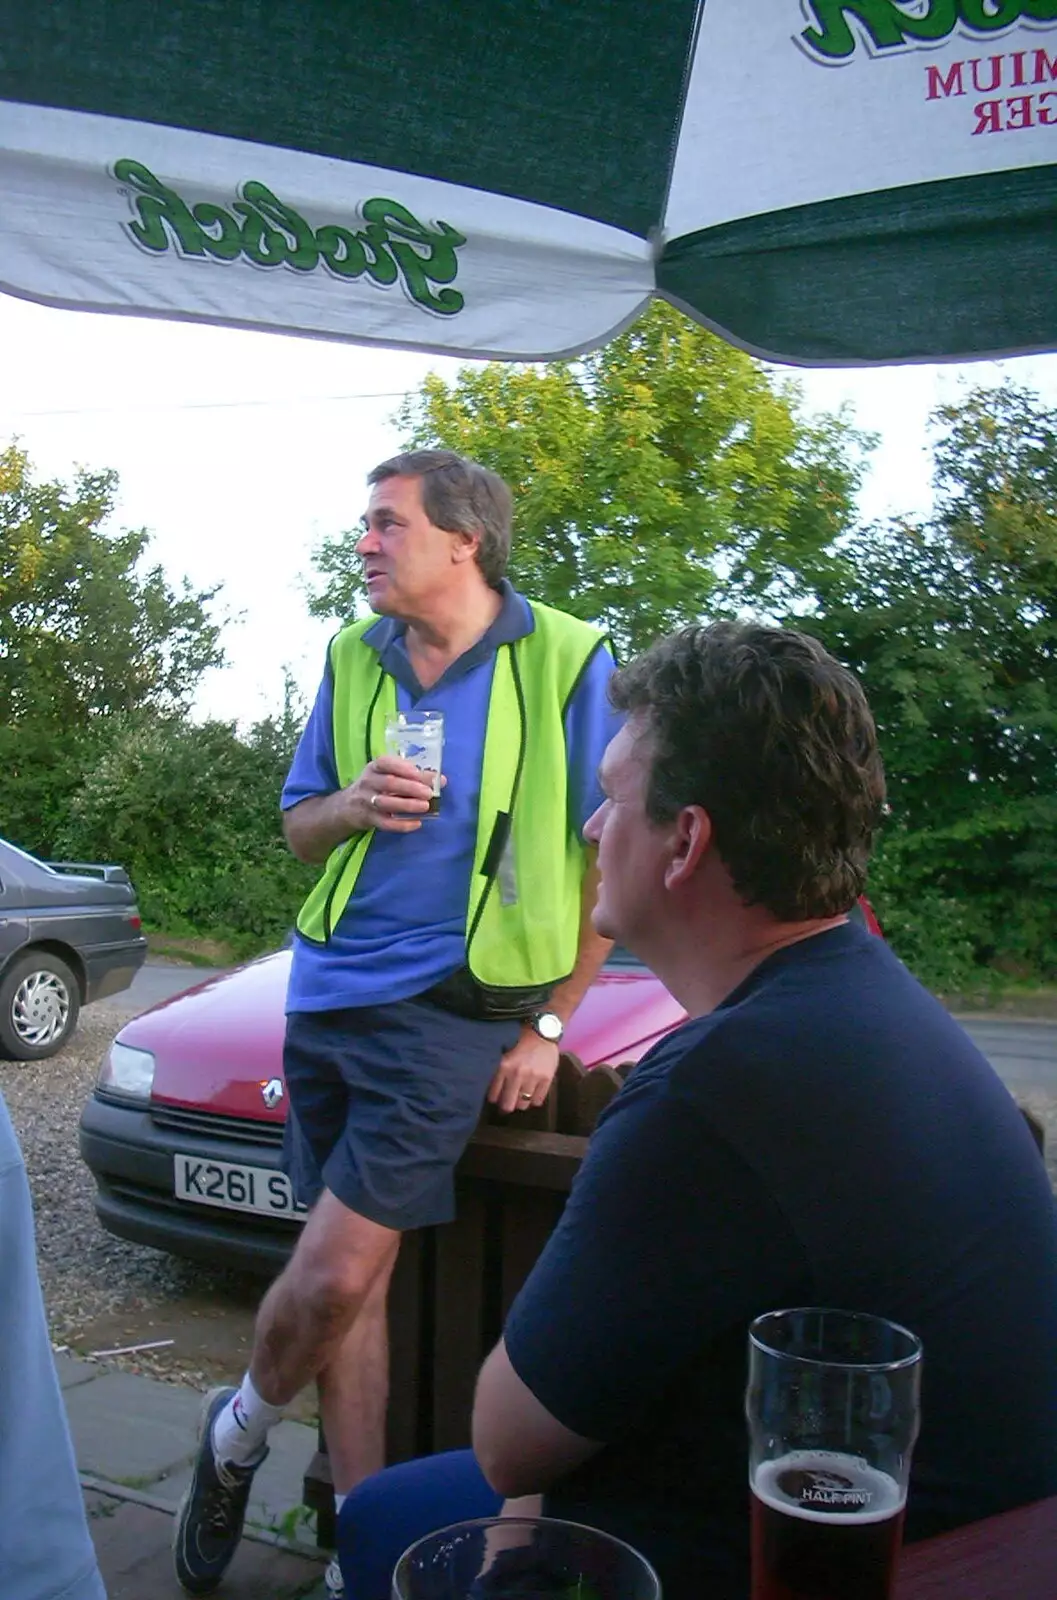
<box><xmin>466</xmin><ymin>622</ymin><xmax>1057</xmax><ymax>1598</ymax></box>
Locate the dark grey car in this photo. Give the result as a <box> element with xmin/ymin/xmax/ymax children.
<box><xmin>0</xmin><ymin>838</ymin><xmax>147</xmax><ymax>1061</ymax></box>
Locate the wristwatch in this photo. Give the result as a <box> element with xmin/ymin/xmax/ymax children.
<box><xmin>528</xmin><ymin>1010</ymin><xmax>564</xmax><ymax>1044</ymax></box>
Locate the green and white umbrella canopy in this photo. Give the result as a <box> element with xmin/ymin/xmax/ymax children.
<box><xmin>2</xmin><ymin>1</ymin><xmax>1056</xmax><ymax>366</ymax></box>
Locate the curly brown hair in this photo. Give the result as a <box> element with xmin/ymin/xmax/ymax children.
<box><xmin>609</xmin><ymin>622</ymin><xmax>886</xmax><ymax>919</ymax></box>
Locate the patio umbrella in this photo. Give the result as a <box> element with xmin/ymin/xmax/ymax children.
<box><xmin>2</xmin><ymin>0</ymin><xmax>1056</xmax><ymax>367</ymax></box>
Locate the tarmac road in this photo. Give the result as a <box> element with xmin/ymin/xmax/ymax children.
<box><xmin>92</xmin><ymin>958</ymin><xmax>229</xmax><ymax>1012</ymax></box>
<box><xmin>959</xmin><ymin>1018</ymin><xmax>1057</xmax><ymax>1095</ymax></box>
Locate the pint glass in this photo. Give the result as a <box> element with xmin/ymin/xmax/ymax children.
<box><xmin>392</xmin><ymin>1516</ymin><xmax>661</xmax><ymax>1600</ymax></box>
<box><xmin>746</xmin><ymin>1308</ymin><xmax>922</xmax><ymax>1600</ymax></box>
<box><xmin>385</xmin><ymin>710</ymin><xmax>444</xmax><ymax>815</ymax></box>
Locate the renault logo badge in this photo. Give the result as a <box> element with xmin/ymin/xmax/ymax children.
<box><xmin>260</xmin><ymin>1078</ymin><xmax>285</xmax><ymax>1110</ymax></box>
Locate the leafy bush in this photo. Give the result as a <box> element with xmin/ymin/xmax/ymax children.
<box><xmin>55</xmin><ymin>709</ymin><xmax>316</xmax><ymax>954</ymax></box>
<box><xmin>867</xmin><ymin>884</ymin><xmax>984</xmax><ymax>995</ymax></box>
<box><xmin>868</xmin><ymin>802</ymin><xmax>1057</xmax><ymax>992</ymax></box>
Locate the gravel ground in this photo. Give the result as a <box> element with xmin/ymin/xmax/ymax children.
<box><xmin>1</xmin><ymin>1005</ymin><xmax>265</xmax><ymax>1389</ymax></box>
<box><xmin>5</xmin><ymin>1003</ymin><xmax>1057</xmax><ymax>1393</ymax></box>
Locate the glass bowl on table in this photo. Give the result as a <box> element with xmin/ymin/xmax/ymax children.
<box><xmin>392</xmin><ymin>1516</ymin><xmax>661</xmax><ymax>1600</ymax></box>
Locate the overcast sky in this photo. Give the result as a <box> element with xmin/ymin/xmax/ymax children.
<box><xmin>4</xmin><ymin>289</ymin><xmax>1057</xmax><ymax>728</ymax></box>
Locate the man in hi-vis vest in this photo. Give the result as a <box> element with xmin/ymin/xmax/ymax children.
<box><xmin>175</xmin><ymin>450</ymin><xmax>619</xmax><ymax>1595</ymax></box>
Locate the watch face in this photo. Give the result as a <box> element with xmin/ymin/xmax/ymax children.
<box><xmin>534</xmin><ymin>1011</ymin><xmax>564</xmax><ymax>1042</ymax></box>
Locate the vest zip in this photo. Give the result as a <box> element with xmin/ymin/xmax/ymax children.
<box><xmin>465</xmin><ymin>641</ymin><xmax>528</xmax><ymax>966</ymax></box>
<box><xmin>321</xmin><ymin>836</ymin><xmax>360</xmax><ymax>943</ymax></box>
<box><xmin>320</xmin><ymin>663</ymin><xmax>386</xmax><ymax>944</ymax></box>
<box><xmin>363</xmin><ymin>663</ymin><xmax>385</xmax><ymax>769</ymax></box>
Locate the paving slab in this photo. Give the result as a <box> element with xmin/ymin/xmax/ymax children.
<box><xmin>83</xmin><ymin>1490</ymin><xmax>327</xmax><ymax>1600</ymax></box>
<box><xmin>55</xmin><ymin>1352</ymin><xmax>104</xmax><ymax>1391</ymax></box>
<box><xmin>65</xmin><ymin>1370</ymin><xmax>203</xmax><ymax>1487</ymax></box>
<box><xmin>249</xmin><ymin>1420</ymin><xmax>323</xmax><ymax>1535</ymax></box>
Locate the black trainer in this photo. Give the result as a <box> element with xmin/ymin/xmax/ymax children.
<box><xmin>173</xmin><ymin>1385</ymin><xmax>268</xmax><ymax>1595</ymax></box>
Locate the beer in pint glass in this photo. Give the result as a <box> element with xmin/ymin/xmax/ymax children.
<box><xmin>746</xmin><ymin>1308</ymin><xmax>921</xmax><ymax>1600</ymax></box>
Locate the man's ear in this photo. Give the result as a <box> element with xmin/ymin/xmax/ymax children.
<box><xmin>664</xmin><ymin>806</ymin><xmax>712</xmax><ymax>890</ymax></box>
<box><xmin>450</xmin><ymin>528</ymin><xmax>481</xmax><ymax>566</ymax></box>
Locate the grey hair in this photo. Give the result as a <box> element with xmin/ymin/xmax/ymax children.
<box><xmin>367</xmin><ymin>449</ymin><xmax>512</xmax><ymax>587</ymax></box>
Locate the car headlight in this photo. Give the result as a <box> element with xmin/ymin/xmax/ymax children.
<box><xmin>98</xmin><ymin>1040</ymin><xmax>156</xmax><ymax>1102</ymax></box>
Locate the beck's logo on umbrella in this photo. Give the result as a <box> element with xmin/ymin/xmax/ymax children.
<box><xmin>112</xmin><ymin>158</ymin><xmax>467</xmax><ymax>317</ymax></box>
<box><xmin>799</xmin><ymin>0</ymin><xmax>1057</xmax><ymax>63</ymax></box>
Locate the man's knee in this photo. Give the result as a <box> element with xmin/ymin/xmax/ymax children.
<box><xmin>340</xmin><ymin>1468</ymin><xmax>391</xmax><ymax>1531</ymax></box>
<box><xmin>339</xmin><ymin>1452</ymin><xmax>502</xmax><ymax>1556</ymax></box>
<box><xmin>287</xmin><ymin>1204</ymin><xmax>399</xmax><ymax>1330</ymax></box>
<box><xmin>294</xmin><ymin>1249</ymin><xmax>392</xmax><ymax>1331</ymax></box>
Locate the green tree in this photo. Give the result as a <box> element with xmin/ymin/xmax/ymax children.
<box><xmin>0</xmin><ymin>443</ymin><xmax>225</xmax><ymax>852</ymax></box>
<box><xmin>308</xmin><ymin>304</ymin><xmax>871</xmax><ymax>656</ymax></box>
<box><xmin>799</xmin><ymin>383</ymin><xmax>1057</xmax><ymax>987</ymax></box>
<box><xmin>0</xmin><ymin>443</ymin><xmax>223</xmax><ymax>726</ymax></box>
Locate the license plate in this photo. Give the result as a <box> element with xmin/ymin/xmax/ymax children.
<box><xmin>173</xmin><ymin>1154</ymin><xmax>308</xmax><ymax>1219</ymax></box>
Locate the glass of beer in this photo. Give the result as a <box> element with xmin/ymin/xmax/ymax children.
<box><xmin>746</xmin><ymin>1307</ymin><xmax>922</xmax><ymax>1600</ymax></box>
<box><xmin>392</xmin><ymin>1516</ymin><xmax>660</xmax><ymax>1600</ymax></box>
<box><xmin>385</xmin><ymin>710</ymin><xmax>444</xmax><ymax>815</ymax></box>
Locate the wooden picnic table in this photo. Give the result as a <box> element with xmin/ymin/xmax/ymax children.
<box><xmin>896</xmin><ymin>1493</ymin><xmax>1057</xmax><ymax>1598</ymax></box>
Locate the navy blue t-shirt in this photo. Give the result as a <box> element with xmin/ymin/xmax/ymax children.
<box><xmin>504</xmin><ymin>924</ymin><xmax>1057</xmax><ymax>1600</ymax></box>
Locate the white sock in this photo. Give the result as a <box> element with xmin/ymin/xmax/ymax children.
<box><xmin>211</xmin><ymin>1373</ymin><xmax>283</xmax><ymax>1467</ymax></box>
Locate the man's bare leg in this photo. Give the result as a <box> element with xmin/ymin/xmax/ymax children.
<box><xmin>317</xmin><ymin>1251</ymin><xmax>398</xmax><ymax>1493</ymax></box>
<box><xmin>174</xmin><ymin>1191</ymin><xmax>398</xmax><ymax>1595</ymax></box>
<box><xmin>251</xmin><ymin>1190</ymin><xmax>400</xmax><ymax>1408</ymax></box>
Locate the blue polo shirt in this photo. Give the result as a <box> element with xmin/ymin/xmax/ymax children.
<box><xmin>282</xmin><ymin>583</ymin><xmax>620</xmax><ymax>1013</ymax></box>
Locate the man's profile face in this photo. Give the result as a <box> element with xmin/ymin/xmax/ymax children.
<box><xmin>584</xmin><ymin>717</ymin><xmax>670</xmax><ymax>951</ymax></box>
<box><xmin>356</xmin><ymin>474</ymin><xmax>469</xmax><ymax>618</ymax></box>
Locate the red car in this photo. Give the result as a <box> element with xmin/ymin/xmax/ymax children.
<box><xmin>79</xmin><ymin>905</ymin><xmax>882</xmax><ymax>1273</ymax></box>
<box><xmin>78</xmin><ymin>946</ymin><xmax>685</xmax><ymax>1274</ymax></box>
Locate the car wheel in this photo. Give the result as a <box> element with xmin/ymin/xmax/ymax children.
<box><xmin>0</xmin><ymin>952</ymin><xmax>81</xmax><ymax>1061</ymax></box>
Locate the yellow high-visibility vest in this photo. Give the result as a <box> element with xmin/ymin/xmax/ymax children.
<box><xmin>295</xmin><ymin>600</ymin><xmax>607</xmax><ymax>999</ymax></box>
